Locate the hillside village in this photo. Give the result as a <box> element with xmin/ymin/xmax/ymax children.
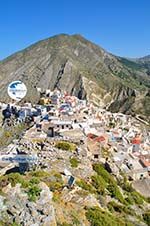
<box><xmin>0</xmin><ymin>88</ymin><xmax>150</xmax><ymax>226</ymax></box>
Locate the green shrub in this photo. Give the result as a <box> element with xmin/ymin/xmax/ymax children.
<box><xmin>123</xmin><ymin>183</ymin><xmax>134</xmax><ymax>192</ymax></box>
<box><xmin>46</xmin><ymin>181</ymin><xmax>63</xmax><ymax>192</ymax></box>
<box><xmin>91</xmin><ymin>174</ymin><xmax>107</xmax><ymax>195</ymax></box>
<box><xmin>4</xmin><ymin>131</ymin><xmax>12</xmax><ymax>138</ymax></box>
<box><xmin>143</xmin><ymin>211</ymin><xmax>150</xmax><ymax>226</ymax></box>
<box><xmin>131</xmin><ymin>191</ymin><xmax>144</xmax><ymax>205</ymax></box>
<box><xmin>30</xmin><ymin>170</ymin><xmax>50</xmax><ymax>178</ymax></box>
<box><xmin>125</xmin><ymin>193</ymin><xmax>134</xmax><ymax>205</ymax></box>
<box><xmin>107</xmin><ymin>201</ymin><xmax>134</xmax><ymax>216</ymax></box>
<box><xmin>93</xmin><ymin>164</ymin><xmax>125</xmax><ymax>203</ymax></box>
<box><xmin>76</xmin><ymin>179</ymin><xmax>95</xmax><ymax>193</ymax></box>
<box><xmin>55</xmin><ymin>141</ymin><xmax>76</xmax><ymax>151</ymax></box>
<box><xmin>3</xmin><ymin>173</ymin><xmax>29</xmax><ymax>188</ymax></box>
<box><xmin>0</xmin><ymin>222</ymin><xmax>20</xmax><ymax>226</ymax></box>
<box><xmin>146</xmin><ymin>197</ymin><xmax>150</xmax><ymax>203</ymax></box>
<box><xmin>108</xmin><ymin>201</ymin><xmax>122</xmax><ymax>213</ymax></box>
<box><xmin>0</xmin><ymin>172</ymin><xmax>42</xmax><ymax>196</ymax></box>
<box><xmin>11</xmin><ymin>223</ymin><xmax>20</xmax><ymax>226</ymax></box>
<box><xmin>57</xmin><ymin>223</ymin><xmax>73</xmax><ymax>226</ymax></box>
<box><xmin>0</xmin><ymin>176</ymin><xmax>9</xmax><ymax>189</ymax></box>
<box><xmin>101</xmin><ymin>147</ymin><xmax>111</xmax><ymax>158</ymax></box>
<box><xmin>29</xmin><ymin>177</ymin><xmax>40</xmax><ymax>185</ymax></box>
<box><xmin>27</xmin><ymin>185</ymin><xmax>41</xmax><ymax>202</ymax></box>
<box><xmin>0</xmin><ymin>123</ymin><xmax>27</xmax><ymax>148</ymax></box>
<box><xmin>107</xmin><ymin>184</ymin><xmax>124</xmax><ymax>203</ymax></box>
<box><xmin>52</xmin><ymin>191</ymin><xmax>61</xmax><ymax>202</ymax></box>
<box><xmin>86</xmin><ymin>207</ymin><xmax>134</xmax><ymax>226</ymax></box>
<box><xmin>92</xmin><ymin>163</ymin><xmax>112</xmax><ymax>183</ymax></box>
<box><xmin>53</xmin><ymin>172</ymin><xmax>62</xmax><ymax>179</ymax></box>
<box><xmin>71</xmin><ymin>212</ymin><xmax>81</xmax><ymax>225</ymax></box>
<box><xmin>70</xmin><ymin>157</ymin><xmax>79</xmax><ymax>168</ymax></box>
<box><xmin>118</xmin><ymin>176</ymin><xmax>134</xmax><ymax>193</ymax></box>
<box><xmin>7</xmin><ymin>173</ymin><xmax>21</xmax><ymax>187</ymax></box>
<box><xmin>36</xmin><ymin>170</ymin><xmax>64</xmax><ymax>192</ymax></box>
<box><xmin>76</xmin><ymin>189</ymin><xmax>89</xmax><ymax>197</ymax></box>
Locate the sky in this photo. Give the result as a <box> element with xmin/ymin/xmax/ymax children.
<box><xmin>0</xmin><ymin>0</ymin><xmax>150</xmax><ymax>60</ymax></box>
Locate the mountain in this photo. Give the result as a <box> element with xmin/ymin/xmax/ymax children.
<box><xmin>136</xmin><ymin>55</ymin><xmax>150</xmax><ymax>74</ymax></box>
<box><xmin>0</xmin><ymin>34</ymin><xmax>150</xmax><ymax>121</ymax></box>
<box><xmin>138</xmin><ymin>55</ymin><xmax>150</xmax><ymax>64</ymax></box>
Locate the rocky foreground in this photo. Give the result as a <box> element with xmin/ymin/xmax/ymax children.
<box><xmin>0</xmin><ymin>182</ymin><xmax>56</xmax><ymax>226</ymax></box>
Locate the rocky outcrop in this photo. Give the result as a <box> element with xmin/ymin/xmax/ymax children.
<box><xmin>108</xmin><ymin>86</ymin><xmax>136</xmax><ymax>114</ymax></box>
<box><xmin>0</xmin><ymin>182</ymin><xmax>56</xmax><ymax>226</ymax></box>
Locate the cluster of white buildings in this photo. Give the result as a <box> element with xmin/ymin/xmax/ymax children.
<box><xmin>0</xmin><ymin>89</ymin><xmax>149</xmax><ymax>182</ymax></box>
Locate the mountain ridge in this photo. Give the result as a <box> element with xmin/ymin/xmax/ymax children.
<box><xmin>0</xmin><ymin>34</ymin><xmax>149</xmax><ymax>121</ymax></box>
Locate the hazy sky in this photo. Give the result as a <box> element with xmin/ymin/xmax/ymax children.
<box><xmin>0</xmin><ymin>0</ymin><xmax>149</xmax><ymax>59</ymax></box>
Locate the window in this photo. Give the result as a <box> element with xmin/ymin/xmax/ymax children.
<box><xmin>140</xmin><ymin>174</ymin><xmax>143</xmax><ymax>180</ymax></box>
<box><xmin>94</xmin><ymin>154</ymin><xmax>99</xmax><ymax>159</ymax></box>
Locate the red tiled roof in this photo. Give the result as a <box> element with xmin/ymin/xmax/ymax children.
<box><xmin>87</xmin><ymin>133</ymin><xmax>97</xmax><ymax>139</ymax></box>
<box><xmin>94</xmin><ymin>136</ymin><xmax>106</xmax><ymax>142</ymax></box>
<box><xmin>132</xmin><ymin>137</ymin><xmax>141</xmax><ymax>145</ymax></box>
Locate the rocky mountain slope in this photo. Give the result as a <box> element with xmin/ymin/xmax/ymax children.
<box><xmin>0</xmin><ymin>34</ymin><xmax>150</xmax><ymax>120</ymax></box>
<box><xmin>136</xmin><ymin>55</ymin><xmax>150</xmax><ymax>73</ymax></box>
<box><xmin>0</xmin><ymin>165</ymin><xmax>149</xmax><ymax>226</ymax></box>
<box><xmin>137</xmin><ymin>55</ymin><xmax>150</xmax><ymax>64</ymax></box>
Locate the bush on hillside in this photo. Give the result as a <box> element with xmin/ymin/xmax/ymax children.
<box><xmin>125</xmin><ymin>193</ymin><xmax>134</xmax><ymax>205</ymax></box>
<box><xmin>107</xmin><ymin>184</ymin><xmax>124</xmax><ymax>203</ymax></box>
<box><xmin>86</xmin><ymin>207</ymin><xmax>134</xmax><ymax>226</ymax></box>
<box><xmin>27</xmin><ymin>185</ymin><xmax>41</xmax><ymax>202</ymax></box>
<box><xmin>76</xmin><ymin>179</ymin><xmax>95</xmax><ymax>194</ymax></box>
<box><xmin>29</xmin><ymin>170</ymin><xmax>50</xmax><ymax>178</ymax></box>
<box><xmin>92</xmin><ymin>163</ymin><xmax>112</xmax><ymax>183</ymax></box>
<box><xmin>143</xmin><ymin>211</ymin><xmax>150</xmax><ymax>226</ymax></box>
<box><xmin>57</xmin><ymin>223</ymin><xmax>73</xmax><ymax>226</ymax></box>
<box><xmin>91</xmin><ymin>174</ymin><xmax>107</xmax><ymax>195</ymax></box>
<box><xmin>0</xmin><ymin>173</ymin><xmax>29</xmax><ymax>188</ymax></box>
<box><xmin>131</xmin><ymin>191</ymin><xmax>144</xmax><ymax>205</ymax></box>
<box><xmin>108</xmin><ymin>201</ymin><xmax>134</xmax><ymax>216</ymax></box>
<box><xmin>70</xmin><ymin>157</ymin><xmax>79</xmax><ymax>168</ymax></box>
<box><xmin>55</xmin><ymin>141</ymin><xmax>76</xmax><ymax>151</ymax></box>
<box><xmin>93</xmin><ymin>163</ymin><xmax>125</xmax><ymax>203</ymax></box>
